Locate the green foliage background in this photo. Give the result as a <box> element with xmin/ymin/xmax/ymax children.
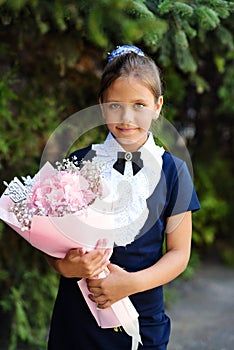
<box><xmin>0</xmin><ymin>0</ymin><xmax>234</xmax><ymax>348</ymax></box>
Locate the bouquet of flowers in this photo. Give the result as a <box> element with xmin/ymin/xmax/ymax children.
<box><xmin>0</xmin><ymin>157</ymin><xmax>141</xmax><ymax>350</ymax></box>
<box><xmin>0</xmin><ymin>158</ymin><xmax>115</xmax><ymax>256</ymax></box>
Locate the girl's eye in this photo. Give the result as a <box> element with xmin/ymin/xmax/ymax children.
<box><xmin>108</xmin><ymin>103</ymin><xmax>121</xmax><ymax>110</ymax></box>
<box><xmin>134</xmin><ymin>103</ymin><xmax>144</xmax><ymax>110</ymax></box>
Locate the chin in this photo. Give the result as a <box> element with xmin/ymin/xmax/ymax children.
<box><xmin>116</xmin><ymin>133</ymin><xmax>148</xmax><ymax>149</ymax></box>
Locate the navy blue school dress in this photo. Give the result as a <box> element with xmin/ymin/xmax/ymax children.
<box><xmin>48</xmin><ymin>133</ymin><xmax>200</xmax><ymax>349</ymax></box>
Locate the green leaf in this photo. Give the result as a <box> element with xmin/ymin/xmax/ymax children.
<box><xmin>158</xmin><ymin>0</ymin><xmax>173</xmax><ymax>15</ymax></box>
<box><xmin>190</xmin><ymin>73</ymin><xmax>210</xmax><ymax>94</ymax></box>
<box><xmin>176</xmin><ymin>48</ymin><xmax>197</xmax><ymax>73</ymax></box>
<box><xmin>130</xmin><ymin>0</ymin><xmax>155</xmax><ymax>18</ymax></box>
<box><xmin>174</xmin><ymin>2</ymin><xmax>194</xmax><ymax>17</ymax></box>
<box><xmin>182</xmin><ymin>20</ymin><xmax>197</xmax><ymax>39</ymax></box>
<box><xmin>196</xmin><ymin>6</ymin><xmax>220</xmax><ymax>31</ymax></box>
<box><xmin>35</xmin><ymin>13</ymin><xmax>49</xmax><ymax>34</ymax></box>
<box><xmin>214</xmin><ymin>55</ymin><xmax>225</xmax><ymax>73</ymax></box>
<box><xmin>215</xmin><ymin>25</ymin><xmax>234</xmax><ymax>50</ymax></box>
<box><xmin>88</xmin><ymin>7</ymin><xmax>108</xmax><ymax>47</ymax></box>
<box><xmin>175</xmin><ymin>29</ymin><xmax>189</xmax><ymax>49</ymax></box>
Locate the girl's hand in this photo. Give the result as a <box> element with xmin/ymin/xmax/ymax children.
<box><xmin>58</xmin><ymin>248</ymin><xmax>110</xmax><ymax>278</ymax></box>
<box><xmin>87</xmin><ymin>263</ymin><xmax>132</xmax><ymax>309</ymax></box>
<box><xmin>46</xmin><ymin>239</ymin><xmax>111</xmax><ymax>279</ymax></box>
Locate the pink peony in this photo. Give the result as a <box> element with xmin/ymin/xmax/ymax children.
<box><xmin>28</xmin><ymin>171</ymin><xmax>97</xmax><ymax>217</ymax></box>
<box><xmin>60</xmin><ymin>172</ymin><xmax>96</xmax><ymax>209</ymax></box>
<box><xmin>8</xmin><ymin>158</ymin><xmax>105</xmax><ymax>230</ymax></box>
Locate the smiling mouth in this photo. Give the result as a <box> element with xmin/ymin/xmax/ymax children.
<box><xmin>117</xmin><ymin>128</ymin><xmax>138</xmax><ymax>136</ymax></box>
<box><xmin>117</xmin><ymin>125</ymin><xmax>138</xmax><ymax>131</ymax></box>
<box><xmin>119</xmin><ymin>128</ymin><xmax>136</xmax><ymax>131</ymax></box>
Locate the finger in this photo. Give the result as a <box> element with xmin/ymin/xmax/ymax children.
<box><xmin>103</xmin><ymin>248</ymin><xmax>112</xmax><ymax>261</ymax></box>
<box><xmin>65</xmin><ymin>248</ymin><xmax>79</xmax><ymax>258</ymax></box>
<box><xmin>95</xmin><ymin>238</ymin><xmax>108</xmax><ymax>250</ymax></box>
<box><xmin>93</xmin><ymin>264</ymin><xmax>109</xmax><ymax>278</ymax></box>
<box><xmin>76</xmin><ymin>247</ymin><xmax>86</xmax><ymax>257</ymax></box>
<box><xmin>84</xmin><ymin>255</ymin><xmax>109</xmax><ymax>272</ymax></box>
<box><xmin>97</xmin><ymin>300</ymin><xmax>110</xmax><ymax>309</ymax></box>
<box><xmin>91</xmin><ymin>263</ymin><xmax>110</xmax><ymax>278</ymax></box>
<box><xmin>87</xmin><ymin>277</ymin><xmax>102</xmax><ymax>288</ymax></box>
<box><xmin>85</xmin><ymin>249</ymin><xmax>105</xmax><ymax>262</ymax></box>
<box><xmin>81</xmin><ymin>251</ymin><xmax>109</xmax><ymax>278</ymax></box>
<box><xmin>87</xmin><ymin>277</ymin><xmax>103</xmax><ymax>291</ymax></box>
<box><xmin>88</xmin><ymin>293</ymin><xmax>99</xmax><ymax>302</ymax></box>
<box><xmin>64</xmin><ymin>248</ymin><xmax>85</xmax><ymax>261</ymax></box>
<box><xmin>87</xmin><ymin>251</ymin><xmax>110</xmax><ymax>269</ymax></box>
<box><xmin>88</xmin><ymin>292</ymin><xmax>102</xmax><ymax>298</ymax></box>
<box><xmin>83</xmin><ymin>263</ymin><xmax>108</xmax><ymax>279</ymax></box>
<box><xmin>88</xmin><ymin>286</ymin><xmax>101</xmax><ymax>294</ymax></box>
<box><xmin>88</xmin><ymin>294</ymin><xmax>106</xmax><ymax>304</ymax></box>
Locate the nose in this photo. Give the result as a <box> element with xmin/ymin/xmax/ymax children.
<box><xmin>120</xmin><ymin>104</ymin><xmax>135</xmax><ymax>124</ymax></box>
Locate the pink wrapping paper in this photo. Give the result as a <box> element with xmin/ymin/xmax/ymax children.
<box><xmin>0</xmin><ymin>163</ymin><xmax>142</xmax><ymax>349</ymax></box>
<box><xmin>0</xmin><ymin>193</ymin><xmax>115</xmax><ymax>256</ymax></box>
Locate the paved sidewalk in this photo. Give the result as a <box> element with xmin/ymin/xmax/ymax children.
<box><xmin>166</xmin><ymin>264</ymin><xmax>234</xmax><ymax>350</ymax></box>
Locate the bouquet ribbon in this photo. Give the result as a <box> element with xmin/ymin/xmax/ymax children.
<box><xmin>78</xmin><ymin>274</ymin><xmax>142</xmax><ymax>350</ymax></box>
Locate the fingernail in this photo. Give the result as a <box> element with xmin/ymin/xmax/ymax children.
<box><xmin>79</xmin><ymin>247</ymin><xmax>86</xmax><ymax>255</ymax></box>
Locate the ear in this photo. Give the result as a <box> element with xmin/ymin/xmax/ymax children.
<box><xmin>99</xmin><ymin>98</ymin><xmax>106</xmax><ymax>119</ymax></box>
<box><xmin>153</xmin><ymin>95</ymin><xmax>163</xmax><ymax>120</ymax></box>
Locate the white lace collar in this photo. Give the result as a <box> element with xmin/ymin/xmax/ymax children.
<box><xmin>93</xmin><ymin>131</ymin><xmax>163</xmax><ymax>157</ymax></box>
<box><xmin>92</xmin><ymin>133</ymin><xmax>165</xmax><ymax>246</ymax></box>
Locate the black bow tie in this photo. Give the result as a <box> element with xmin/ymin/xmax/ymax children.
<box><xmin>113</xmin><ymin>151</ymin><xmax>143</xmax><ymax>176</ymax></box>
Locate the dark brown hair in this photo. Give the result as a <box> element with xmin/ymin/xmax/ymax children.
<box><xmin>99</xmin><ymin>52</ymin><xmax>162</xmax><ymax>102</ymax></box>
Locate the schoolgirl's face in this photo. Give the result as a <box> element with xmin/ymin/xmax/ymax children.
<box><xmin>101</xmin><ymin>76</ymin><xmax>163</xmax><ymax>151</ymax></box>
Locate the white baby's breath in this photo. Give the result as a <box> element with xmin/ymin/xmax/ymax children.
<box><xmin>8</xmin><ymin>157</ymin><xmax>105</xmax><ymax>231</ymax></box>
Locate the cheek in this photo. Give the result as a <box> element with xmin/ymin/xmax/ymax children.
<box><xmin>105</xmin><ymin>112</ymin><xmax>123</xmax><ymax>126</ymax></box>
<box><xmin>134</xmin><ymin>112</ymin><xmax>154</xmax><ymax>129</ymax></box>
<box><xmin>106</xmin><ymin>122</ymin><xmax>118</xmax><ymax>133</ymax></box>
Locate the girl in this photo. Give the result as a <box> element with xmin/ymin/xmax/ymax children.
<box><xmin>47</xmin><ymin>45</ymin><xmax>200</xmax><ymax>349</ymax></box>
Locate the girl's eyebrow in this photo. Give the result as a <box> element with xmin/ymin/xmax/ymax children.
<box><xmin>105</xmin><ymin>99</ymin><xmax>121</xmax><ymax>102</ymax></box>
<box><xmin>105</xmin><ymin>98</ymin><xmax>148</xmax><ymax>104</ymax></box>
<box><xmin>134</xmin><ymin>99</ymin><xmax>147</xmax><ymax>104</ymax></box>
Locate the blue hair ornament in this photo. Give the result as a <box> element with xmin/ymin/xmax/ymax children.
<box><xmin>108</xmin><ymin>45</ymin><xmax>145</xmax><ymax>62</ymax></box>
